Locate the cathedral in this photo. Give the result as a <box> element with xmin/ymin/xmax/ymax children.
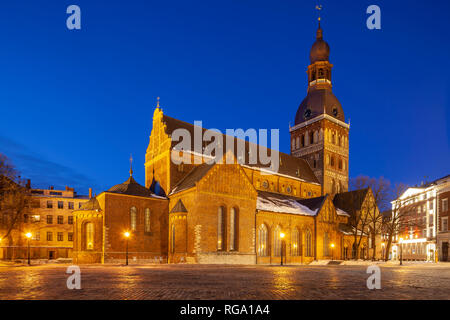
<box><xmin>72</xmin><ymin>22</ymin><xmax>375</xmax><ymax>265</ymax></box>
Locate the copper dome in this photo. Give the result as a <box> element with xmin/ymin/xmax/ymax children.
<box><xmin>294</xmin><ymin>88</ymin><xmax>344</xmax><ymax>125</ymax></box>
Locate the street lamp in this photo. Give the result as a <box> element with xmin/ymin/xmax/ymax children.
<box><xmin>25</xmin><ymin>232</ymin><xmax>32</xmax><ymax>265</ymax></box>
<box><xmin>381</xmin><ymin>242</ymin><xmax>385</xmax><ymax>261</ymax></box>
<box><xmin>330</xmin><ymin>243</ymin><xmax>335</xmax><ymax>261</ymax></box>
<box><xmin>124</xmin><ymin>231</ymin><xmax>130</xmax><ymax>266</ymax></box>
<box><xmin>280</xmin><ymin>232</ymin><xmax>285</xmax><ymax>266</ymax></box>
<box><xmin>399</xmin><ymin>237</ymin><xmax>404</xmax><ymax>266</ymax></box>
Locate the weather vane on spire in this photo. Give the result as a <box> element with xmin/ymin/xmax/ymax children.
<box><xmin>129</xmin><ymin>153</ymin><xmax>133</xmax><ymax>177</ymax></box>
<box><xmin>156</xmin><ymin>96</ymin><xmax>160</xmax><ymax>108</ymax></box>
<box><xmin>315</xmin><ymin>4</ymin><xmax>323</xmax><ymax>22</ymax></box>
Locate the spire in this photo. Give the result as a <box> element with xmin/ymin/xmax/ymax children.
<box><xmin>156</xmin><ymin>96</ymin><xmax>160</xmax><ymax>108</ymax></box>
<box><xmin>129</xmin><ymin>154</ymin><xmax>133</xmax><ymax>177</ymax></box>
<box><xmin>315</xmin><ymin>4</ymin><xmax>323</xmax><ymax>39</ymax></box>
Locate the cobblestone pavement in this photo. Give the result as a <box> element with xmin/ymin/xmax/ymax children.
<box><xmin>0</xmin><ymin>263</ymin><xmax>449</xmax><ymax>300</ymax></box>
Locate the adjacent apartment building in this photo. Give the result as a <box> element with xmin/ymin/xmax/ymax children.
<box><xmin>390</xmin><ymin>175</ymin><xmax>449</xmax><ymax>262</ymax></box>
<box><xmin>0</xmin><ymin>184</ymin><xmax>90</xmax><ymax>260</ymax></box>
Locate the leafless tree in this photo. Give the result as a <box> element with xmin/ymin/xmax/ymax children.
<box><xmin>0</xmin><ymin>154</ymin><xmax>30</xmax><ymax>259</ymax></box>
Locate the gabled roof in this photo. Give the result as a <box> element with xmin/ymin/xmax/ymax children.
<box><xmin>256</xmin><ymin>191</ymin><xmax>325</xmax><ymax>216</ymax></box>
<box><xmin>333</xmin><ymin>188</ymin><xmax>370</xmax><ymax>214</ymax></box>
<box><xmin>169</xmin><ymin>163</ymin><xmax>214</xmax><ymax>195</ymax></box>
<box><xmin>161</xmin><ymin>114</ymin><xmax>319</xmax><ymax>185</ymax></box>
<box><xmin>107</xmin><ymin>176</ymin><xmax>166</xmax><ymax>199</ymax></box>
<box><xmin>170</xmin><ymin>199</ymin><xmax>188</xmax><ymax>213</ymax></box>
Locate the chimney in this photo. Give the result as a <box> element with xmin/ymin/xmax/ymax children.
<box><xmin>50</xmin><ymin>186</ymin><xmax>54</xmax><ymax>190</ymax></box>
<box><xmin>89</xmin><ymin>188</ymin><xmax>92</xmax><ymax>199</ymax></box>
<box><xmin>26</xmin><ymin>179</ymin><xmax>31</xmax><ymax>189</ymax></box>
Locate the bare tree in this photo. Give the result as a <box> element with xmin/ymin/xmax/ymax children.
<box><xmin>0</xmin><ymin>154</ymin><xmax>30</xmax><ymax>259</ymax></box>
<box><xmin>351</xmin><ymin>176</ymin><xmax>390</xmax><ymax>260</ymax></box>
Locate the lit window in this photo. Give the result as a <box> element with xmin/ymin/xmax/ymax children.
<box><xmin>86</xmin><ymin>222</ymin><xmax>94</xmax><ymax>250</ymax></box>
<box><xmin>257</xmin><ymin>224</ymin><xmax>268</xmax><ymax>256</ymax></box>
<box><xmin>229</xmin><ymin>207</ymin><xmax>238</xmax><ymax>251</ymax></box>
<box><xmin>273</xmin><ymin>225</ymin><xmax>282</xmax><ymax>256</ymax></box>
<box><xmin>130</xmin><ymin>207</ymin><xmax>137</xmax><ymax>231</ymax></box>
<box><xmin>292</xmin><ymin>229</ymin><xmax>301</xmax><ymax>256</ymax></box>
<box><xmin>217</xmin><ymin>206</ymin><xmax>226</xmax><ymax>251</ymax></box>
<box><xmin>68</xmin><ymin>232</ymin><xmax>73</xmax><ymax>241</ymax></box>
<box><xmin>144</xmin><ymin>208</ymin><xmax>151</xmax><ymax>233</ymax></box>
<box><xmin>305</xmin><ymin>229</ymin><xmax>313</xmax><ymax>257</ymax></box>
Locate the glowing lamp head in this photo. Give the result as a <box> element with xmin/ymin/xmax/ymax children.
<box><xmin>399</xmin><ymin>237</ymin><xmax>404</xmax><ymax>243</ymax></box>
<box><xmin>124</xmin><ymin>231</ymin><xmax>130</xmax><ymax>238</ymax></box>
<box><xmin>25</xmin><ymin>232</ymin><xmax>32</xmax><ymax>239</ymax></box>
<box><xmin>330</xmin><ymin>243</ymin><xmax>335</xmax><ymax>248</ymax></box>
<box><xmin>280</xmin><ymin>232</ymin><xmax>285</xmax><ymax>239</ymax></box>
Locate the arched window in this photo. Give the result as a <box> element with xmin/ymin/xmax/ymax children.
<box><xmin>323</xmin><ymin>232</ymin><xmax>330</xmax><ymax>256</ymax></box>
<box><xmin>318</xmin><ymin>68</ymin><xmax>324</xmax><ymax>78</ymax></box>
<box><xmin>296</xmin><ymin>137</ymin><xmax>299</xmax><ymax>149</ymax></box>
<box><xmin>305</xmin><ymin>229</ymin><xmax>312</xmax><ymax>257</ymax></box>
<box><xmin>338</xmin><ymin>159</ymin><xmax>343</xmax><ymax>170</ymax></box>
<box><xmin>309</xmin><ymin>131</ymin><xmax>314</xmax><ymax>145</ymax></box>
<box><xmin>229</xmin><ymin>207</ymin><xmax>238</xmax><ymax>251</ymax></box>
<box><xmin>171</xmin><ymin>224</ymin><xmax>175</xmax><ymax>253</ymax></box>
<box><xmin>301</xmin><ymin>135</ymin><xmax>305</xmax><ymax>147</ymax></box>
<box><xmin>273</xmin><ymin>225</ymin><xmax>282</xmax><ymax>256</ymax></box>
<box><xmin>292</xmin><ymin>229</ymin><xmax>301</xmax><ymax>256</ymax></box>
<box><xmin>257</xmin><ymin>224</ymin><xmax>268</xmax><ymax>256</ymax></box>
<box><xmin>86</xmin><ymin>222</ymin><xmax>94</xmax><ymax>250</ymax></box>
<box><xmin>332</xmin><ymin>132</ymin><xmax>336</xmax><ymax>144</ymax></box>
<box><xmin>313</xmin><ymin>131</ymin><xmax>318</xmax><ymax>143</ymax></box>
<box><xmin>144</xmin><ymin>208</ymin><xmax>151</xmax><ymax>233</ymax></box>
<box><xmin>217</xmin><ymin>206</ymin><xmax>226</xmax><ymax>251</ymax></box>
<box><xmin>330</xmin><ymin>156</ymin><xmax>335</xmax><ymax>167</ymax></box>
<box><xmin>130</xmin><ymin>207</ymin><xmax>137</xmax><ymax>231</ymax></box>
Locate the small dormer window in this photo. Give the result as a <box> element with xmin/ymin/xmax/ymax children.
<box><xmin>332</xmin><ymin>107</ymin><xmax>338</xmax><ymax>117</ymax></box>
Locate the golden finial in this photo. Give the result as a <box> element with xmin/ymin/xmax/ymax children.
<box><xmin>315</xmin><ymin>4</ymin><xmax>323</xmax><ymax>23</ymax></box>
<box><xmin>156</xmin><ymin>96</ymin><xmax>160</xmax><ymax>108</ymax></box>
<box><xmin>129</xmin><ymin>153</ymin><xmax>133</xmax><ymax>177</ymax></box>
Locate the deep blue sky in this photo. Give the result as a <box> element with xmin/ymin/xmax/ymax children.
<box><xmin>0</xmin><ymin>0</ymin><xmax>448</xmax><ymax>195</ymax></box>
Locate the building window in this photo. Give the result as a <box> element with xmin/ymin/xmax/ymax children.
<box><xmin>86</xmin><ymin>222</ymin><xmax>94</xmax><ymax>250</ymax></box>
<box><xmin>130</xmin><ymin>206</ymin><xmax>137</xmax><ymax>231</ymax></box>
<box><xmin>229</xmin><ymin>207</ymin><xmax>238</xmax><ymax>251</ymax></box>
<box><xmin>442</xmin><ymin>199</ymin><xmax>448</xmax><ymax>212</ymax></box>
<box><xmin>79</xmin><ymin>202</ymin><xmax>83</xmax><ymax>209</ymax></box>
<box><xmin>33</xmin><ymin>232</ymin><xmax>40</xmax><ymax>241</ymax></box>
<box><xmin>309</xmin><ymin>132</ymin><xmax>314</xmax><ymax>145</ymax></box>
<box><xmin>68</xmin><ymin>202</ymin><xmax>74</xmax><ymax>210</ymax></box>
<box><xmin>68</xmin><ymin>216</ymin><xmax>73</xmax><ymax>225</ymax></box>
<box><xmin>57</xmin><ymin>232</ymin><xmax>63</xmax><ymax>241</ymax></box>
<box><xmin>323</xmin><ymin>232</ymin><xmax>330</xmax><ymax>256</ymax></box>
<box><xmin>217</xmin><ymin>206</ymin><xmax>226</xmax><ymax>251</ymax></box>
<box><xmin>296</xmin><ymin>137</ymin><xmax>299</xmax><ymax>149</ymax></box>
<box><xmin>57</xmin><ymin>216</ymin><xmax>64</xmax><ymax>224</ymax></box>
<box><xmin>47</xmin><ymin>232</ymin><xmax>53</xmax><ymax>241</ymax></box>
<box><xmin>68</xmin><ymin>232</ymin><xmax>73</xmax><ymax>241</ymax></box>
<box><xmin>338</xmin><ymin>159</ymin><xmax>343</xmax><ymax>170</ymax></box>
<box><xmin>291</xmin><ymin>139</ymin><xmax>295</xmax><ymax>150</ymax></box>
<box><xmin>273</xmin><ymin>225</ymin><xmax>282</xmax><ymax>256</ymax></box>
<box><xmin>171</xmin><ymin>224</ymin><xmax>175</xmax><ymax>253</ymax></box>
<box><xmin>305</xmin><ymin>229</ymin><xmax>313</xmax><ymax>257</ymax></box>
<box><xmin>301</xmin><ymin>135</ymin><xmax>305</xmax><ymax>147</ymax></box>
<box><xmin>257</xmin><ymin>224</ymin><xmax>268</xmax><ymax>256</ymax></box>
<box><xmin>292</xmin><ymin>229</ymin><xmax>301</xmax><ymax>256</ymax></box>
<box><xmin>144</xmin><ymin>208</ymin><xmax>151</xmax><ymax>233</ymax></box>
<box><xmin>47</xmin><ymin>215</ymin><xmax>53</xmax><ymax>224</ymax></box>
<box><xmin>330</xmin><ymin>156</ymin><xmax>335</xmax><ymax>167</ymax></box>
<box><xmin>443</xmin><ymin>217</ymin><xmax>448</xmax><ymax>232</ymax></box>
<box><xmin>58</xmin><ymin>201</ymin><xmax>64</xmax><ymax>209</ymax></box>
<box><xmin>47</xmin><ymin>201</ymin><xmax>53</xmax><ymax>209</ymax></box>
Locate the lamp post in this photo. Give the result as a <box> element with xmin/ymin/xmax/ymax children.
<box><xmin>381</xmin><ymin>242</ymin><xmax>385</xmax><ymax>261</ymax></box>
<box><xmin>124</xmin><ymin>231</ymin><xmax>130</xmax><ymax>266</ymax></box>
<box><xmin>280</xmin><ymin>232</ymin><xmax>285</xmax><ymax>266</ymax></box>
<box><xmin>330</xmin><ymin>243</ymin><xmax>335</xmax><ymax>261</ymax></box>
<box><xmin>25</xmin><ymin>232</ymin><xmax>32</xmax><ymax>265</ymax></box>
<box><xmin>399</xmin><ymin>237</ymin><xmax>403</xmax><ymax>266</ymax></box>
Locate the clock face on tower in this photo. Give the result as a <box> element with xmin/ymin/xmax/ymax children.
<box><xmin>304</xmin><ymin>108</ymin><xmax>311</xmax><ymax>119</ymax></box>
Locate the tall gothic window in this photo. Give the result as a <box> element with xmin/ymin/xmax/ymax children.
<box><xmin>323</xmin><ymin>232</ymin><xmax>330</xmax><ymax>256</ymax></box>
<box><xmin>258</xmin><ymin>224</ymin><xmax>268</xmax><ymax>256</ymax></box>
<box><xmin>144</xmin><ymin>208</ymin><xmax>151</xmax><ymax>233</ymax></box>
<box><xmin>171</xmin><ymin>224</ymin><xmax>175</xmax><ymax>253</ymax></box>
<box><xmin>309</xmin><ymin>132</ymin><xmax>314</xmax><ymax>145</ymax></box>
<box><xmin>301</xmin><ymin>135</ymin><xmax>305</xmax><ymax>147</ymax></box>
<box><xmin>273</xmin><ymin>225</ymin><xmax>282</xmax><ymax>256</ymax></box>
<box><xmin>130</xmin><ymin>207</ymin><xmax>137</xmax><ymax>231</ymax></box>
<box><xmin>86</xmin><ymin>222</ymin><xmax>94</xmax><ymax>250</ymax></box>
<box><xmin>229</xmin><ymin>207</ymin><xmax>238</xmax><ymax>251</ymax></box>
<box><xmin>217</xmin><ymin>206</ymin><xmax>226</xmax><ymax>251</ymax></box>
<box><xmin>292</xmin><ymin>229</ymin><xmax>301</xmax><ymax>256</ymax></box>
<box><xmin>305</xmin><ymin>229</ymin><xmax>312</xmax><ymax>257</ymax></box>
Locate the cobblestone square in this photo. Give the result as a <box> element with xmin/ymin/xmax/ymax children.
<box><xmin>0</xmin><ymin>263</ymin><xmax>449</xmax><ymax>300</ymax></box>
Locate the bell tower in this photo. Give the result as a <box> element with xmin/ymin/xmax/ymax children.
<box><xmin>290</xmin><ymin>19</ymin><xmax>349</xmax><ymax>196</ymax></box>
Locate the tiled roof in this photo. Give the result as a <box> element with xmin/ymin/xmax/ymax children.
<box><xmin>170</xmin><ymin>199</ymin><xmax>188</xmax><ymax>213</ymax></box>
<box><xmin>78</xmin><ymin>197</ymin><xmax>101</xmax><ymax>211</ymax></box>
<box><xmin>161</xmin><ymin>114</ymin><xmax>319</xmax><ymax>184</ymax></box>
<box><xmin>333</xmin><ymin>188</ymin><xmax>370</xmax><ymax>214</ymax></box>
<box><xmin>107</xmin><ymin>176</ymin><xmax>167</xmax><ymax>199</ymax></box>
<box><xmin>169</xmin><ymin>163</ymin><xmax>214</xmax><ymax>195</ymax></box>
